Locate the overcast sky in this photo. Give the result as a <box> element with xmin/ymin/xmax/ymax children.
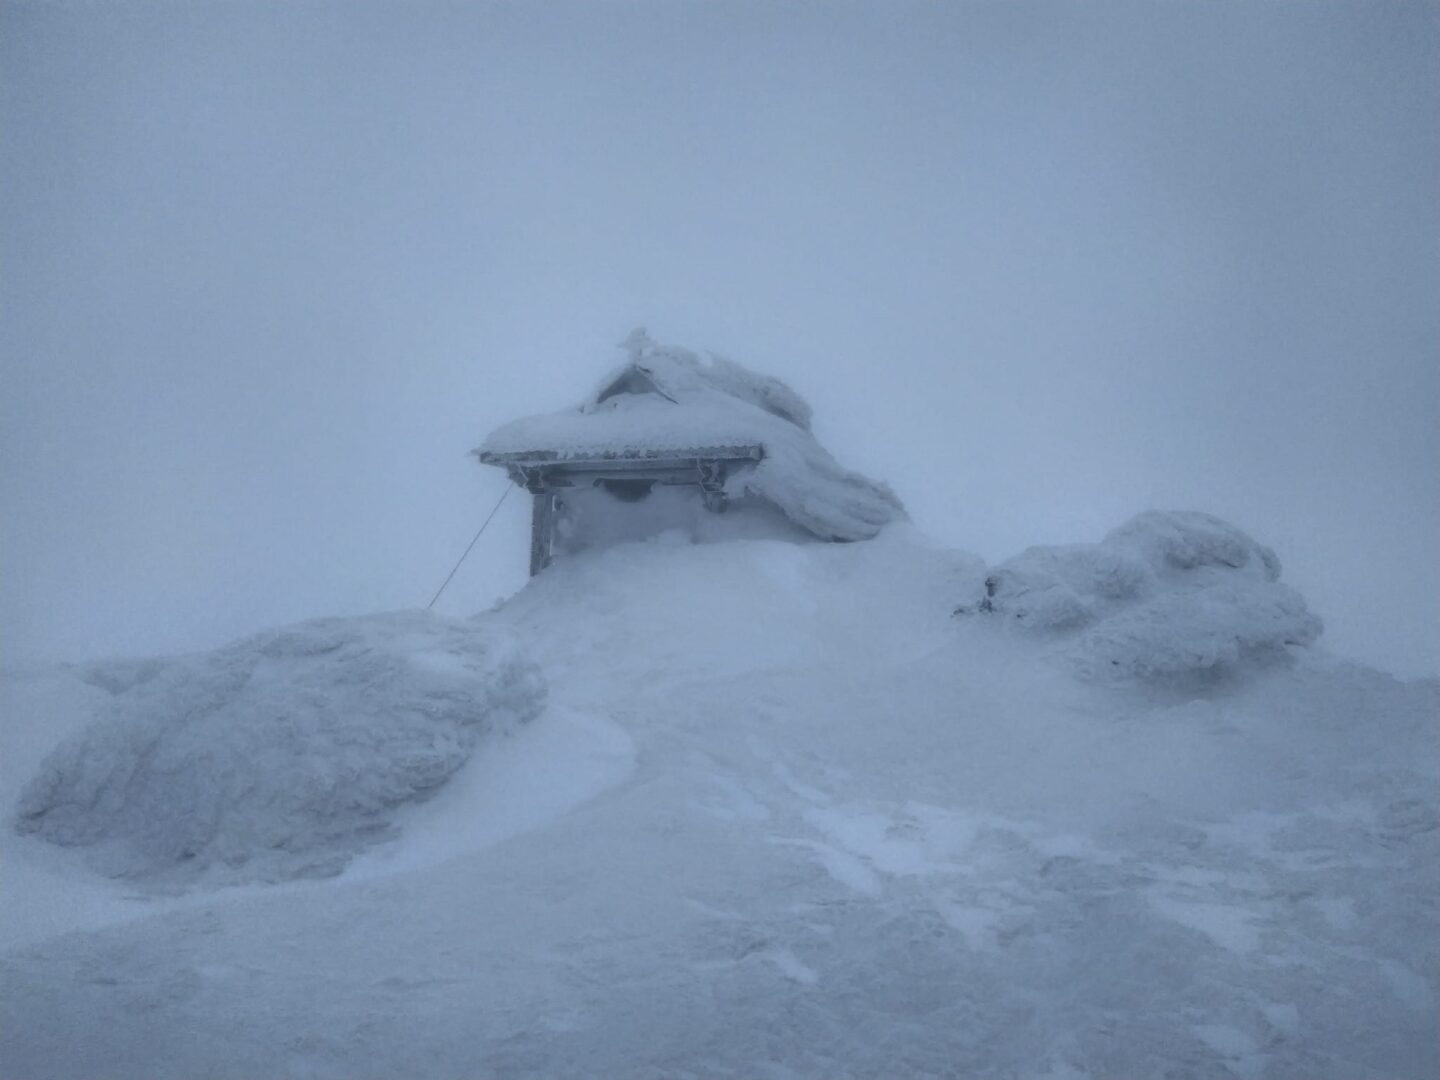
<box><xmin>3</xmin><ymin>1</ymin><xmax>1437</xmax><ymax>678</ymax></box>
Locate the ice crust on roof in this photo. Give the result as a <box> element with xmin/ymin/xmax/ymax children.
<box><xmin>478</xmin><ymin>329</ymin><xmax>905</xmax><ymax>541</ymax></box>
<box><xmin>958</xmin><ymin>510</ymin><xmax>1324</xmax><ymax>681</ymax></box>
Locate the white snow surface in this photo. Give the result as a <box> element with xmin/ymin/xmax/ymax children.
<box><xmin>3</xmin><ymin>516</ymin><xmax>1437</xmax><ymax>1079</ymax></box>
<box><xmin>478</xmin><ymin>330</ymin><xmax>906</xmax><ymax>541</ymax></box>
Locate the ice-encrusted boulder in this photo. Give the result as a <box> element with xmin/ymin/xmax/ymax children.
<box><xmin>13</xmin><ymin>612</ymin><xmax>545</xmax><ymax>886</ymax></box>
<box><xmin>958</xmin><ymin>510</ymin><xmax>1323</xmax><ymax>680</ymax></box>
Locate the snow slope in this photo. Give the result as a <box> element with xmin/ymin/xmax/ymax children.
<box><xmin>2</xmin><ymin>519</ymin><xmax>1436</xmax><ymax>1079</ymax></box>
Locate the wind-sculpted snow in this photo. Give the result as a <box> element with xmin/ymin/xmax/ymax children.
<box><xmin>1</xmin><ymin>529</ymin><xmax>1434</xmax><ymax>1080</ymax></box>
<box><xmin>959</xmin><ymin>510</ymin><xmax>1323</xmax><ymax>681</ymax></box>
<box><xmin>13</xmin><ymin>612</ymin><xmax>545</xmax><ymax>886</ymax></box>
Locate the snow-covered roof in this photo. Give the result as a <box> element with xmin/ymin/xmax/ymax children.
<box><xmin>476</xmin><ymin>330</ymin><xmax>905</xmax><ymax>541</ymax></box>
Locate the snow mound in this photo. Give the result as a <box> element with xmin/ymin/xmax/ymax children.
<box><xmin>13</xmin><ymin>612</ymin><xmax>545</xmax><ymax>887</ymax></box>
<box><xmin>958</xmin><ymin>510</ymin><xmax>1323</xmax><ymax>680</ymax></box>
<box><xmin>479</xmin><ymin>329</ymin><xmax>906</xmax><ymax>541</ymax></box>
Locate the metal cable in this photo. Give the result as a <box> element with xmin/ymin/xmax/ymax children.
<box><xmin>426</xmin><ymin>483</ymin><xmax>514</xmax><ymax>610</ymax></box>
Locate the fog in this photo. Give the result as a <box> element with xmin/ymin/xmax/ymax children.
<box><xmin>3</xmin><ymin>1</ymin><xmax>1436</xmax><ymax>678</ymax></box>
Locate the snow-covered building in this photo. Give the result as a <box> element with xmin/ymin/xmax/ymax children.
<box><xmin>477</xmin><ymin>330</ymin><xmax>905</xmax><ymax>574</ymax></box>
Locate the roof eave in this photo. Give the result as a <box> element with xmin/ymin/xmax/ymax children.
<box><xmin>475</xmin><ymin>444</ymin><xmax>764</xmax><ymax>467</ymax></box>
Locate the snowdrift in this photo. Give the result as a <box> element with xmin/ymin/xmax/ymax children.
<box><xmin>958</xmin><ymin>510</ymin><xmax>1323</xmax><ymax>681</ymax></box>
<box><xmin>13</xmin><ymin>612</ymin><xmax>544</xmax><ymax>886</ymax></box>
<box><xmin>3</xmin><ymin>513</ymin><xmax>1436</xmax><ymax>1080</ymax></box>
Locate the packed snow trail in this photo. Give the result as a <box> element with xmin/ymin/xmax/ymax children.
<box><xmin>2</xmin><ymin>524</ymin><xmax>1437</xmax><ymax>1079</ymax></box>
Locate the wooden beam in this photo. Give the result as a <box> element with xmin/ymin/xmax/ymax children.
<box><xmin>529</xmin><ymin>493</ymin><xmax>555</xmax><ymax>576</ymax></box>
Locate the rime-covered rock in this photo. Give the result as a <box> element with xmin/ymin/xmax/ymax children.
<box><xmin>14</xmin><ymin>611</ymin><xmax>545</xmax><ymax>886</ymax></box>
<box><xmin>960</xmin><ymin>510</ymin><xmax>1323</xmax><ymax>680</ymax></box>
